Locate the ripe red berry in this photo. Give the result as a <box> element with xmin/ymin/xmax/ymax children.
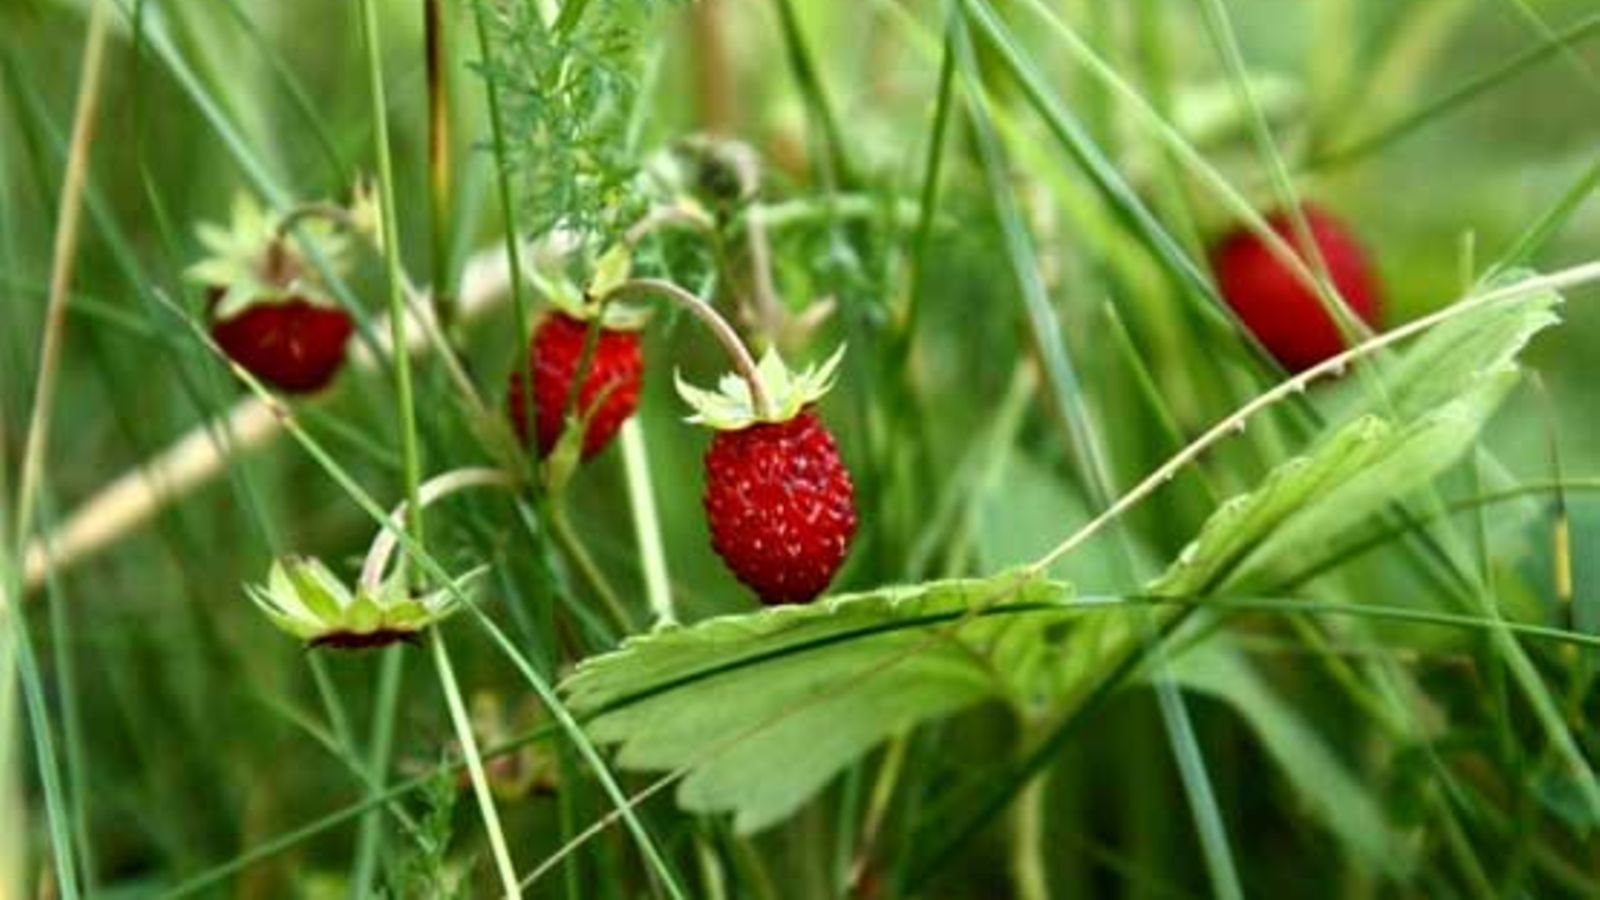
<box><xmin>1211</xmin><ymin>206</ymin><xmax>1380</xmax><ymax>372</ymax></box>
<box><xmin>702</xmin><ymin>409</ymin><xmax>857</xmax><ymax>605</ymax></box>
<box><xmin>509</xmin><ymin>312</ymin><xmax>643</xmax><ymax>459</ymax></box>
<box><xmin>209</xmin><ymin>294</ymin><xmax>355</xmax><ymax>394</ymax></box>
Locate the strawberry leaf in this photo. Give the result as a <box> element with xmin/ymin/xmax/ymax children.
<box><xmin>1048</xmin><ymin>280</ymin><xmax>1561</xmax><ymax>717</ymax></box>
<box><xmin>1159</xmin><ymin>280</ymin><xmax>1560</xmax><ymax>597</ymax></box>
<box><xmin>561</xmin><ymin>573</ymin><xmax>1072</xmax><ymax>832</ymax></box>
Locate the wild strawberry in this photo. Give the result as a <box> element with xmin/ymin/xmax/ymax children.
<box><xmin>210</xmin><ymin>294</ymin><xmax>354</xmax><ymax>394</ymax></box>
<box><xmin>508</xmin><ymin>312</ymin><xmax>644</xmax><ymax>460</ymax></box>
<box><xmin>678</xmin><ymin>348</ymin><xmax>856</xmax><ymax>605</ymax></box>
<box><xmin>188</xmin><ymin>193</ymin><xmax>366</xmax><ymax>393</ymax></box>
<box><xmin>1211</xmin><ymin>205</ymin><xmax>1380</xmax><ymax>372</ymax></box>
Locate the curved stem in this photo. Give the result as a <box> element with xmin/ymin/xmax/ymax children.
<box><xmin>604</xmin><ymin>277</ymin><xmax>771</xmax><ymax>417</ymax></box>
<box><xmin>360</xmin><ymin>467</ymin><xmax>519</xmax><ymax>592</ymax></box>
<box><xmin>274</xmin><ymin>202</ymin><xmax>360</xmax><ymax>240</ymax></box>
<box><xmin>624</xmin><ymin>203</ymin><xmax>717</xmax><ymax>247</ymax></box>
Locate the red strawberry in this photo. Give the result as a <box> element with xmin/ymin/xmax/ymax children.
<box><xmin>210</xmin><ymin>294</ymin><xmax>355</xmax><ymax>394</ymax></box>
<box><xmin>189</xmin><ymin>193</ymin><xmax>371</xmax><ymax>395</ymax></box>
<box><xmin>704</xmin><ymin>410</ymin><xmax>856</xmax><ymax>605</ymax></box>
<box><xmin>509</xmin><ymin>312</ymin><xmax>643</xmax><ymax>460</ymax></box>
<box><xmin>1211</xmin><ymin>205</ymin><xmax>1381</xmax><ymax>372</ymax></box>
<box><xmin>679</xmin><ymin>347</ymin><xmax>856</xmax><ymax>605</ymax></box>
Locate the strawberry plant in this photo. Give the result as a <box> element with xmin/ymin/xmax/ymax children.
<box><xmin>5</xmin><ymin>1</ymin><xmax>1600</xmax><ymax>899</ymax></box>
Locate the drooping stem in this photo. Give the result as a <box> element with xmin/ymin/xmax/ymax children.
<box><xmin>603</xmin><ymin>277</ymin><xmax>771</xmax><ymax>418</ymax></box>
<box><xmin>430</xmin><ymin>630</ymin><xmax>523</xmax><ymax>898</ymax></box>
<box><xmin>624</xmin><ymin>203</ymin><xmax>717</xmax><ymax>247</ymax></box>
<box><xmin>360</xmin><ymin>467</ymin><xmax>520</xmax><ymax>592</ymax></box>
<box><xmin>274</xmin><ymin>203</ymin><xmax>360</xmax><ymax>240</ymax></box>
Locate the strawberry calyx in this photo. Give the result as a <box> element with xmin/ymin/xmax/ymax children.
<box><xmin>529</xmin><ymin>243</ymin><xmax>652</xmax><ymax>331</ymax></box>
<box><xmin>186</xmin><ymin>191</ymin><xmax>367</xmax><ymax>321</ymax></box>
<box><xmin>246</xmin><ymin>555</ymin><xmax>482</xmax><ymax>649</ymax></box>
<box><xmin>675</xmin><ymin>344</ymin><xmax>845</xmax><ymax>431</ymax></box>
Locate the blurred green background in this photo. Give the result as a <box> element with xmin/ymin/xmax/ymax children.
<box><xmin>3</xmin><ymin>0</ymin><xmax>1600</xmax><ymax>897</ymax></box>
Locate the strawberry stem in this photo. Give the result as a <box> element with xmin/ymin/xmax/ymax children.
<box><xmin>603</xmin><ymin>277</ymin><xmax>772</xmax><ymax>418</ymax></box>
<box><xmin>623</xmin><ymin>203</ymin><xmax>716</xmax><ymax>246</ymax></box>
<box><xmin>274</xmin><ymin>202</ymin><xmax>360</xmax><ymax>239</ymax></box>
<box><xmin>359</xmin><ymin>467</ymin><xmax>520</xmax><ymax>593</ymax></box>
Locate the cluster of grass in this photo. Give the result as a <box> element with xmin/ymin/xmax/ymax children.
<box><xmin>3</xmin><ymin>0</ymin><xmax>1600</xmax><ymax>897</ymax></box>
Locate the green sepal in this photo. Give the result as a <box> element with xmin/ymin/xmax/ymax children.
<box><xmin>185</xmin><ymin>191</ymin><xmax>354</xmax><ymax>320</ymax></box>
<box><xmin>283</xmin><ymin>556</ymin><xmax>351</xmax><ymax>621</ymax></box>
<box><xmin>243</xmin><ymin>555</ymin><xmax>480</xmax><ymax>647</ymax></box>
<box><xmin>675</xmin><ymin>345</ymin><xmax>846</xmax><ymax>430</ymax></box>
<box><xmin>588</xmin><ymin>243</ymin><xmax>633</xmax><ymax>298</ymax></box>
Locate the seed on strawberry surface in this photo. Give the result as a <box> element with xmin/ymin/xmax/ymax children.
<box><xmin>1211</xmin><ymin>205</ymin><xmax>1380</xmax><ymax>372</ymax></box>
<box><xmin>704</xmin><ymin>409</ymin><xmax>857</xmax><ymax>605</ymax></box>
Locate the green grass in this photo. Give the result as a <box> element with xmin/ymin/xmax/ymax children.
<box><xmin>4</xmin><ymin>0</ymin><xmax>1600</xmax><ymax>897</ymax></box>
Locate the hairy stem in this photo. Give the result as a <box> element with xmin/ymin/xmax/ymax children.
<box><xmin>360</xmin><ymin>467</ymin><xmax>520</xmax><ymax>592</ymax></box>
<box><xmin>604</xmin><ymin>277</ymin><xmax>771</xmax><ymax>417</ymax></box>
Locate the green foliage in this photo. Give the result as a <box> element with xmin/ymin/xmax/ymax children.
<box><xmin>562</xmin><ymin>573</ymin><xmax>1071</xmax><ymax>831</ymax></box>
<box><xmin>1170</xmin><ymin>637</ymin><xmax>1409</xmax><ymax>875</ymax></box>
<box><xmin>383</xmin><ymin>767</ymin><xmax>464</xmax><ymax>899</ymax></box>
<box><xmin>566</xmin><ymin>280</ymin><xmax>1563</xmax><ymax>836</ymax></box>
<box><xmin>1162</xmin><ymin>284</ymin><xmax>1561</xmax><ymax>596</ymax></box>
<box><xmin>9</xmin><ymin>0</ymin><xmax>1600</xmax><ymax>895</ymax></box>
<box><xmin>475</xmin><ymin>0</ymin><xmax>667</xmax><ymax>238</ymax></box>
